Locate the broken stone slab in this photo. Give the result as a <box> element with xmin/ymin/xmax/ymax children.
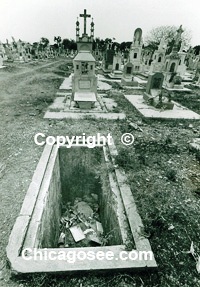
<box><xmin>83</xmin><ymin>228</ymin><xmax>94</xmax><ymax>235</ymax></box>
<box><xmin>96</xmin><ymin>221</ymin><xmax>103</xmax><ymax>234</ymax></box>
<box><xmin>83</xmin><ymin>228</ymin><xmax>102</xmax><ymax>245</ymax></box>
<box><xmin>69</xmin><ymin>225</ymin><xmax>86</xmax><ymax>242</ymax></box>
<box><xmin>75</xmin><ymin>201</ymin><xmax>93</xmax><ymax>218</ymax></box>
<box><xmin>88</xmin><ymin>232</ymin><xmax>102</xmax><ymax>245</ymax></box>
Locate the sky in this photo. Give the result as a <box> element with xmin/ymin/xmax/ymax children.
<box><xmin>0</xmin><ymin>0</ymin><xmax>199</xmax><ymax>46</ymax></box>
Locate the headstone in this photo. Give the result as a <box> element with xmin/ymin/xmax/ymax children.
<box><xmin>102</xmin><ymin>49</ymin><xmax>115</xmax><ymax>73</ymax></box>
<box><xmin>121</xmin><ymin>62</ymin><xmax>138</xmax><ymax>86</ymax></box>
<box><xmin>146</xmin><ymin>72</ymin><xmax>164</xmax><ymax>94</ymax></box>
<box><xmin>123</xmin><ymin>62</ymin><xmax>133</xmax><ymax>76</ymax></box>
<box><xmin>109</xmin><ymin>51</ymin><xmax>123</xmax><ymax>79</ymax></box>
<box><xmin>143</xmin><ymin>72</ymin><xmax>174</xmax><ymax>110</ymax></box>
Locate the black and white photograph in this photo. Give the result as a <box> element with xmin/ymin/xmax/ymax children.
<box><xmin>0</xmin><ymin>0</ymin><xmax>200</xmax><ymax>286</ymax></box>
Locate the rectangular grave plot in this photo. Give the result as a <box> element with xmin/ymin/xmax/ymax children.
<box><xmin>6</xmin><ymin>142</ymin><xmax>157</xmax><ymax>273</ymax></box>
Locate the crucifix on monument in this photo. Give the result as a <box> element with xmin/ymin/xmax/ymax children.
<box><xmin>80</xmin><ymin>9</ymin><xmax>91</xmax><ymax>35</ymax></box>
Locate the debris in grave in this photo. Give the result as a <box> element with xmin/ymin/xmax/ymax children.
<box><xmin>69</xmin><ymin>225</ymin><xmax>86</xmax><ymax>242</ymax></box>
<box><xmin>88</xmin><ymin>232</ymin><xmax>102</xmax><ymax>245</ymax></box>
<box><xmin>58</xmin><ymin>232</ymin><xmax>65</xmax><ymax>247</ymax></box>
<box><xmin>75</xmin><ymin>201</ymin><xmax>93</xmax><ymax>218</ymax></box>
<box><xmin>96</xmin><ymin>221</ymin><xmax>103</xmax><ymax>234</ymax></box>
<box><xmin>58</xmin><ymin>196</ymin><xmax>104</xmax><ymax>247</ymax></box>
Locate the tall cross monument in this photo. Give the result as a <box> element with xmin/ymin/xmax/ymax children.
<box><xmin>80</xmin><ymin>9</ymin><xmax>91</xmax><ymax>35</ymax></box>
<box><xmin>72</xmin><ymin>9</ymin><xmax>97</xmax><ymax>109</ymax></box>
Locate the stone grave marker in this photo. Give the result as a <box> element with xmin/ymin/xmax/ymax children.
<box><xmin>146</xmin><ymin>72</ymin><xmax>164</xmax><ymax>94</ymax></box>
<box><xmin>144</xmin><ymin>72</ymin><xmax>174</xmax><ymax>110</ymax></box>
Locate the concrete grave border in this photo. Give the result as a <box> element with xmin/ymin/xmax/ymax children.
<box><xmin>6</xmin><ymin>140</ymin><xmax>157</xmax><ymax>274</ymax></box>
<box><xmin>125</xmin><ymin>95</ymin><xmax>200</xmax><ymax>120</ymax></box>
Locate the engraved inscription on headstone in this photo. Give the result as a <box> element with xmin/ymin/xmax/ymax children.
<box><xmin>79</xmin><ymin>80</ymin><xmax>91</xmax><ymax>89</ymax></box>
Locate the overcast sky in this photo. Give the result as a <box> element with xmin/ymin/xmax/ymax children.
<box><xmin>0</xmin><ymin>0</ymin><xmax>199</xmax><ymax>46</ymax></box>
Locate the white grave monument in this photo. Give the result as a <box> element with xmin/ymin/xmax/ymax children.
<box><xmin>72</xmin><ymin>9</ymin><xmax>97</xmax><ymax>109</ymax></box>
<box><xmin>149</xmin><ymin>37</ymin><xmax>167</xmax><ymax>73</ymax></box>
<box><xmin>129</xmin><ymin>28</ymin><xmax>143</xmax><ymax>73</ymax></box>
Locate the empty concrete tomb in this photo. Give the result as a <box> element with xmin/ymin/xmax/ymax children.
<box><xmin>7</xmin><ymin>140</ymin><xmax>157</xmax><ymax>274</ymax></box>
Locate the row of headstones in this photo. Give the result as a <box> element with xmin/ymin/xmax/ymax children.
<box><xmin>100</xmin><ymin>48</ymin><xmax>200</xmax><ymax>87</ymax></box>
<box><xmin>0</xmin><ymin>41</ymin><xmax>73</xmax><ymax>66</ymax></box>
<box><xmin>101</xmin><ymin>48</ymin><xmax>190</xmax><ymax>77</ymax></box>
<box><xmin>99</xmin><ymin>26</ymin><xmax>199</xmax><ymax>81</ymax></box>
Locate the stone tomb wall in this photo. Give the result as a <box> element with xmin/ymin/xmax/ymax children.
<box><xmin>22</xmin><ymin>146</ymin><xmax>62</xmax><ymax>250</ymax></box>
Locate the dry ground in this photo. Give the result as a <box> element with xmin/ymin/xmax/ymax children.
<box><xmin>0</xmin><ymin>59</ymin><xmax>200</xmax><ymax>287</ymax></box>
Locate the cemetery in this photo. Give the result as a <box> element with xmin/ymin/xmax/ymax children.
<box><xmin>0</xmin><ymin>5</ymin><xmax>200</xmax><ymax>287</ymax></box>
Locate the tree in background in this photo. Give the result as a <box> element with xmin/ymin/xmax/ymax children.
<box><xmin>120</xmin><ymin>41</ymin><xmax>132</xmax><ymax>52</ymax></box>
<box><xmin>62</xmin><ymin>39</ymin><xmax>77</xmax><ymax>51</ymax></box>
<box><xmin>105</xmin><ymin>38</ymin><xmax>113</xmax><ymax>48</ymax></box>
<box><xmin>92</xmin><ymin>37</ymin><xmax>106</xmax><ymax>51</ymax></box>
<box><xmin>40</xmin><ymin>37</ymin><xmax>49</xmax><ymax>50</ymax></box>
<box><xmin>144</xmin><ymin>25</ymin><xmax>192</xmax><ymax>54</ymax></box>
<box><xmin>193</xmin><ymin>45</ymin><xmax>200</xmax><ymax>55</ymax></box>
<box><xmin>62</xmin><ymin>38</ymin><xmax>71</xmax><ymax>50</ymax></box>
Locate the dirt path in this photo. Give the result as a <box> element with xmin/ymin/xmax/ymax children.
<box><xmin>0</xmin><ymin>59</ymin><xmax>63</xmax><ymax>82</ymax></box>
<box><xmin>0</xmin><ymin>60</ymin><xmax>65</xmax><ymax>286</ymax></box>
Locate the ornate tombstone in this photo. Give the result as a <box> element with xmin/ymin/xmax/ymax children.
<box><xmin>72</xmin><ymin>9</ymin><xmax>97</xmax><ymax>109</ymax></box>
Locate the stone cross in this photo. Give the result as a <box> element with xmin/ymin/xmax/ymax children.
<box><xmin>175</xmin><ymin>25</ymin><xmax>184</xmax><ymax>45</ymax></box>
<box><xmin>80</xmin><ymin>9</ymin><xmax>91</xmax><ymax>35</ymax></box>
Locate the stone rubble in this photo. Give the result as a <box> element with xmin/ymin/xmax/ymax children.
<box><xmin>58</xmin><ymin>196</ymin><xmax>104</xmax><ymax>247</ymax></box>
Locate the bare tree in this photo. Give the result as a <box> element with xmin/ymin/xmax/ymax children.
<box><xmin>144</xmin><ymin>25</ymin><xmax>192</xmax><ymax>53</ymax></box>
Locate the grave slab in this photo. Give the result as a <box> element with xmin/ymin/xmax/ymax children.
<box><xmin>45</xmin><ymin>84</ymin><xmax>125</xmax><ymax>119</ymax></box>
<box><xmin>98</xmin><ymin>74</ymin><xmax>121</xmax><ymax>83</ymax></box>
<box><xmin>134</xmin><ymin>76</ymin><xmax>148</xmax><ymax>85</ymax></box>
<box><xmin>125</xmin><ymin>95</ymin><xmax>200</xmax><ymax>120</ymax></box>
<box><xmin>163</xmin><ymin>86</ymin><xmax>192</xmax><ymax>92</ymax></box>
<box><xmin>74</xmin><ymin>92</ymin><xmax>96</xmax><ymax>102</ymax></box>
<box><xmin>44</xmin><ymin>111</ymin><xmax>125</xmax><ymax>120</ymax></box>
